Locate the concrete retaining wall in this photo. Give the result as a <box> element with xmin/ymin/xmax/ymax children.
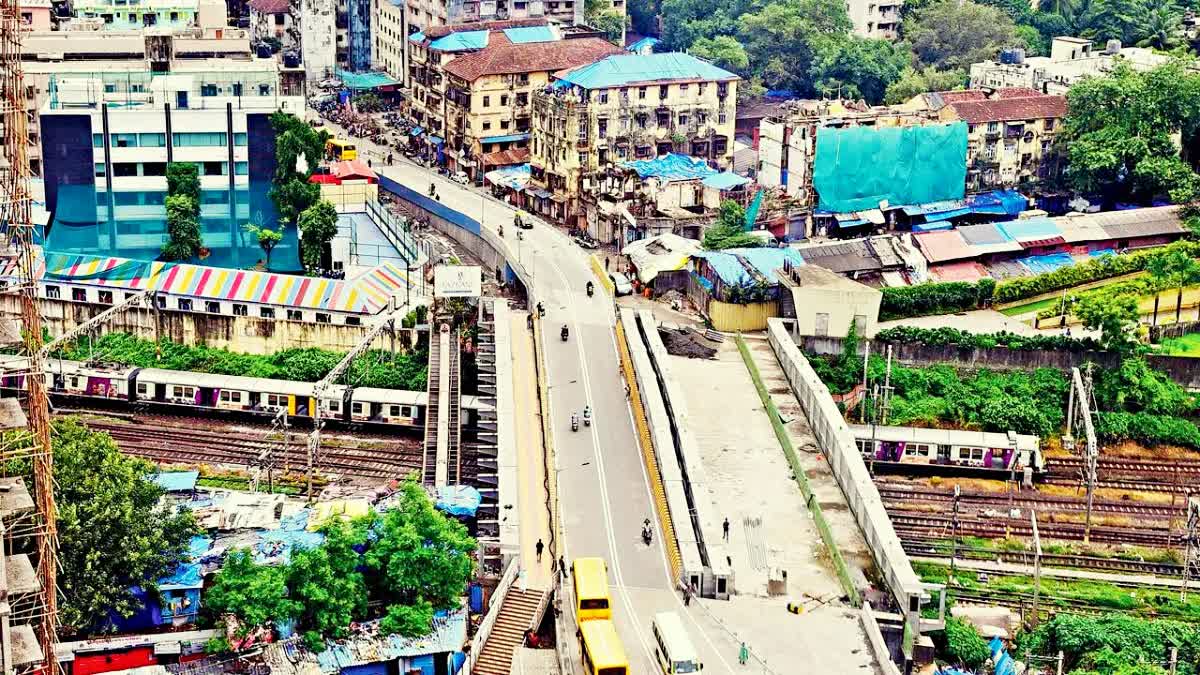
<box><xmin>636</xmin><ymin>308</ymin><xmax>732</xmax><ymax>598</ymax></box>
<box><xmin>767</xmin><ymin>318</ymin><xmax>939</xmax><ymax>659</ymax></box>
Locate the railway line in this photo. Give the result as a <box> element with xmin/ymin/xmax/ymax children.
<box><xmin>878</xmin><ymin>482</ymin><xmax>1187</xmax><ymax>519</ymax></box>
<box><xmin>889</xmin><ymin>511</ymin><xmax>1179</xmax><ymax>547</ymax></box>
<box><xmin>1048</xmin><ymin>456</ymin><xmax>1200</xmax><ymax>480</ymax></box>
<box><xmin>69</xmin><ymin>412</ymin><xmax>426</xmax><ymax>483</ymax></box>
<box><xmin>900</xmin><ymin>535</ymin><xmax>1184</xmax><ymax>577</ymax></box>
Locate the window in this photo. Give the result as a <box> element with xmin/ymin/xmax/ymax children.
<box><xmin>987</xmin><ymin>122</ymin><xmax>999</xmax><ymax>133</ymax></box>
<box><xmin>638</xmin><ymin>87</ymin><xmax>646</xmax><ymax>100</ymax></box>
<box><xmin>345</xmin><ymin>316</ymin><xmax>361</xmax><ymax>326</ymax></box>
<box><xmin>315</xmin><ymin>312</ymin><xmax>331</xmax><ymax>323</ymax></box>
<box><xmin>680</xmin><ymin>83</ymin><xmax>688</xmax><ymax>92</ymax></box>
<box><xmin>142</xmin><ymin>162</ymin><xmax>166</xmax><ymax>177</ymax></box>
<box><xmin>656</xmin><ymin>111</ymin><xmax>669</xmax><ymax>127</ymax></box>
<box><xmin>234</xmin><ymin>133</ymin><xmax>247</xmax><ymax>146</ymax></box>
<box><xmin>138</xmin><ymin>133</ymin><xmax>165</xmax><ymax>147</ymax></box>
<box><xmin>259</xmin><ymin>84</ymin><xmax>271</xmax><ymax>96</ymax></box>
<box><xmin>201</xmin><ymin>84</ymin><xmax>218</xmax><ymax>97</ymax></box>
<box><xmin>264</xmin><ymin>393</ymin><xmax>286</xmax><ymax>409</ymax></box>
<box><xmin>500</xmin><ymin>120</ymin><xmax>510</xmax><ymax>130</ymax></box>
<box><xmin>1044</xmin><ymin>118</ymin><xmax>1055</xmax><ymax>131</ymax></box>
<box><xmin>156</xmin><ymin>296</ymin><xmax>166</xmax><ymax>309</ymax></box>
<box><xmin>597</xmin><ymin>118</ymin><xmax>607</xmax><ymax>137</ymax></box>
<box><xmin>814</xmin><ymin>312</ymin><xmax>830</xmax><ymax>336</ymax></box>
<box><xmin>95</xmin><ymin>163</ymin><xmax>107</xmax><ymax>178</ymax></box>
<box><xmin>326</xmin><ymin>399</ymin><xmax>340</xmax><ymax>413</ymax></box>
<box><xmin>500</xmin><ymin>95</ymin><xmax>508</xmax><ymax>106</ymax></box>
<box><xmin>98</xmin><ymin>290</ymin><xmax>113</xmax><ymax>304</ymax></box>
<box><xmin>172</xmin><ymin>385</ymin><xmax>196</xmax><ymax>400</ymax></box>
<box><xmin>45</xmin><ymin>285</ymin><xmax>60</xmax><ymax>299</ymax></box>
<box><xmin>113</xmin><ymin>163</ymin><xmax>138</xmax><ymax>177</ymax></box>
<box><xmin>718</xmin><ymin>113</ymin><xmax>727</xmax><ymax>124</ymax></box>
<box><xmin>93</xmin><ymin>134</ymin><xmax>104</xmax><ymax>148</ymax></box>
<box><xmin>205</xmin><ymin>301</ymin><xmax>221</xmax><ymax>313</ymax></box>
<box><xmin>234</xmin><ymin>162</ymin><xmax>249</xmax><ymax>175</ymax></box>
<box><xmin>854</xmin><ymin>314</ymin><xmax>867</xmax><ymax>334</ymax></box>
<box><xmin>717</xmin><ymin>83</ymin><xmax>728</xmax><ymax>98</ymax></box>
<box><xmin>136</xmin><ymin>382</ymin><xmax>148</xmax><ymax>397</ymax></box>
<box><xmin>113</xmin><ymin>133</ymin><xmax>137</xmax><ymax>148</ymax></box>
<box><xmin>482</xmin><ymin>121</ymin><xmax>491</xmax><ymax>131</ymax></box>
<box><xmin>856</xmin><ymin>439</ymin><xmax>874</xmax><ymax>455</ymax></box>
<box><xmin>287</xmin><ymin>309</ymin><xmax>302</xmax><ymax>321</ymax></box>
<box><xmin>169</xmin><ymin>11</ymin><xmax>178</xmax><ymax>19</ymax></box>
<box><xmin>178</xmin><ymin>298</ymin><xmax>193</xmax><ymax>311</ymax></box>
<box><xmin>698</xmin><ymin>83</ymin><xmax>706</xmax><ymax>95</ymax></box>
<box><xmin>352</xmin><ymin>402</ymin><xmax>364</xmax><ymax>415</ymax></box>
<box><xmin>599</xmin><ymin>91</ymin><xmax>608</xmax><ymax>104</ymax></box>
<box><xmin>659</xmin><ymin>85</ymin><xmax>668</xmax><ymax>99</ymax></box>
<box><xmin>231</xmin><ymin>303</ymin><xmax>247</xmax><ymax>317</ymax></box>
<box><xmin>482</xmin><ymin>95</ymin><xmax>490</xmax><ymax>107</ymax></box>
<box><xmin>72</xmin><ymin>288</ymin><xmax>87</xmax><ymax>302</ymax></box>
<box><xmin>231</xmin><ymin>83</ymin><xmax>243</xmax><ymax>97</ymax></box>
<box><xmin>172</xmin><ymin>132</ymin><xmax>227</xmax><ymax>147</ymax></box>
<box><xmin>202</xmin><ymin>161</ymin><xmax>227</xmax><ymax>176</ymax></box>
<box><xmin>260</xmin><ymin>307</ymin><xmax>276</xmax><ymax>319</ymax></box>
<box><xmin>678</xmin><ymin>114</ymin><xmax>688</xmax><ymax>126</ymax></box>
<box><xmin>516</xmin><ymin>92</ymin><xmax>528</xmax><ymax>106</ymax></box>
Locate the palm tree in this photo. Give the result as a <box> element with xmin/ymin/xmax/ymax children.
<box><xmin>1137</xmin><ymin>3</ymin><xmax>1184</xmax><ymax>50</ymax></box>
<box><xmin>1147</xmin><ymin>248</ymin><xmax>1200</xmax><ymax>324</ymax></box>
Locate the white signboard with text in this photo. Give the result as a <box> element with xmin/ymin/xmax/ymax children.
<box><xmin>434</xmin><ymin>265</ymin><xmax>482</xmax><ymax>298</ymax></box>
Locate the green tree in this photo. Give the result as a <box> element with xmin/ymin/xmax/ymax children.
<box><xmin>244</xmin><ymin>223</ymin><xmax>285</xmax><ymax>270</ymax></box>
<box><xmin>1074</xmin><ymin>291</ymin><xmax>1141</xmax><ymax>352</ymax></box>
<box><xmin>690</xmin><ymin>36</ymin><xmax>750</xmax><ymax>72</ymax></box>
<box><xmin>736</xmin><ymin>0</ymin><xmax>852</xmax><ymax>93</ymax></box>
<box><xmin>628</xmin><ymin>0</ymin><xmax>659</xmax><ymax>35</ymax></box>
<box><xmin>1138</xmin><ymin>3</ymin><xmax>1185</xmax><ymax>48</ymax></box>
<box><xmin>659</xmin><ymin>0</ymin><xmax>743</xmax><ymax>52</ymax></box>
<box><xmin>162</xmin><ymin>194</ymin><xmax>202</xmax><ymax>261</ymax></box>
<box><xmin>272</xmin><ymin>178</ymin><xmax>321</xmax><ymax>226</ymax></box>
<box><xmin>366</xmin><ymin>479</ymin><xmax>475</xmax><ymax>632</ymax></box>
<box><xmin>906</xmin><ymin>0</ymin><xmax>1020</xmax><ymax>72</ymax></box>
<box><xmin>270</xmin><ymin>113</ymin><xmax>330</xmax><ymax>227</ymax></box>
<box><xmin>166</xmin><ymin>162</ymin><xmax>201</xmax><ymax>212</ymax></box>
<box><xmin>298</xmin><ymin>199</ymin><xmax>339</xmax><ymax>273</ymax></box>
<box><xmin>1062</xmin><ymin>62</ymin><xmax>1200</xmax><ymax>202</ymax></box>
<box><xmin>12</xmin><ymin>420</ymin><xmax>199</xmax><ymax>634</ymax></box>
<box><xmin>1147</xmin><ymin>247</ymin><xmax>1200</xmax><ymax>323</ymax></box>
<box><xmin>288</xmin><ymin>519</ymin><xmax>369</xmax><ymax>649</ymax></box>
<box><xmin>702</xmin><ymin>200</ymin><xmax>764</xmax><ymax>249</ymax></box>
<box><xmin>1077</xmin><ymin>0</ymin><xmax>1152</xmax><ymax>44</ymax></box>
<box><xmin>883</xmin><ymin>67</ymin><xmax>967</xmax><ymax>105</ymax></box>
<box><xmin>809</xmin><ymin>35</ymin><xmax>907</xmax><ymax>104</ymax></box>
<box><xmin>205</xmin><ymin>550</ymin><xmax>300</xmax><ymax>634</ymax></box>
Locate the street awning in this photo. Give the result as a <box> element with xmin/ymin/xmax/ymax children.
<box><xmin>409</xmin><ymin>126</ymin><xmax>424</xmax><ymax>136</ymax></box>
<box><xmin>524</xmin><ymin>186</ymin><xmax>552</xmax><ymax>199</ymax></box>
<box><xmin>429</xmin><ymin>135</ymin><xmax>445</xmax><ymax>146</ymax></box>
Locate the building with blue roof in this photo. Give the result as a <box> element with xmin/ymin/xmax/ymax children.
<box><xmin>529</xmin><ymin>52</ymin><xmax>740</xmax><ymax>227</ymax></box>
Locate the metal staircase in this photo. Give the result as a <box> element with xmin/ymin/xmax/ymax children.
<box><xmin>421</xmin><ymin>327</ymin><xmax>443</xmax><ymax>486</ymax></box>
<box><xmin>446</xmin><ymin>338</ymin><xmax>462</xmax><ymax>485</ymax></box>
<box><xmin>473</xmin><ymin>301</ymin><xmax>501</xmax><ymax>573</ymax></box>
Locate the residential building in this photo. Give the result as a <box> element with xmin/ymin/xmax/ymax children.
<box><xmin>757</xmin><ymin>100</ymin><xmax>940</xmax><ymax>204</ymax></box>
<box><xmin>529</xmin><ymin>52</ymin><xmax>739</xmax><ymax>226</ymax></box>
<box><xmin>374</xmin><ymin>0</ymin><xmax>407</xmax><ymax>79</ymax></box>
<box><xmin>933</xmin><ymin>89</ymin><xmax>1066</xmax><ymax>192</ymax></box>
<box><xmin>441</xmin><ymin>25</ymin><xmax>622</xmax><ymax>179</ymax></box>
<box><xmin>298</xmin><ymin>0</ymin><xmax>337</xmax><ymax>81</ymax></box>
<box><xmin>38</xmin><ymin>67</ymin><xmax>304</xmax><ymax>266</ymax></box>
<box><xmin>19</xmin><ymin>0</ymin><xmax>53</xmax><ymax>30</ymax></box>
<box><xmin>778</xmin><ymin>263</ymin><xmax>882</xmax><ymax>337</ymax></box>
<box><xmin>403</xmin><ymin>0</ymin><xmax>582</xmax><ymax>35</ymax></box>
<box><xmin>846</xmin><ymin>0</ymin><xmax>901</xmax><ymax>40</ymax></box>
<box><xmin>248</xmin><ymin>0</ymin><xmax>291</xmax><ymax>44</ymax></box>
<box><xmin>969</xmin><ymin>36</ymin><xmax>1189</xmax><ymax>95</ymax></box>
<box><xmin>70</xmin><ymin>0</ymin><xmax>223</xmax><ymax>30</ymax></box>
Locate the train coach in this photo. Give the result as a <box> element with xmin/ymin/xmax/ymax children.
<box><xmin>849</xmin><ymin>424</ymin><xmax>1044</xmax><ymax>479</ymax></box>
<box><xmin>0</xmin><ymin>356</ymin><xmax>487</xmax><ymax>431</ymax></box>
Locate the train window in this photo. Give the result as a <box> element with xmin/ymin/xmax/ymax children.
<box><xmin>45</xmin><ymin>285</ymin><xmax>61</xmax><ymax>299</ymax></box>
<box><xmin>346</xmin><ymin>317</ymin><xmax>361</xmax><ymax>326</ymax></box>
<box><xmin>287</xmin><ymin>310</ymin><xmax>303</xmax><ymax>321</ymax></box>
<box><xmin>178</xmin><ymin>299</ymin><xmax>193</xmax><ymax>311</ymax></box>
<box><xmin>156</xmin><ymin>295</ymin><xmax>166</xmax><ymax>309</ymax></box>
<box><xmin>206</xmin><ymin>301</ymin><xmax>221</xmax><ymax>314</ymax></box>
<box><xmin>233</xmin><ymin>303</ymin><xmax>248</xmax><ymax>316</ymax></box>
<box><xmin>388</xmin><ymin>405</ymin><xmax>401</xmax><ymax>417</ymax></box>
<box><xmin>352</xmin><ymin>402</ymin><xmax>364</xmax><ymax>415</ymax></box>
<box><xmin>136</xmin><ymin>383</ymin><xmax>148</xmax><ymax>396</ymax></box>
<box><xmin>326</xmin><ymin>399</ymin><xmax>340</xmax><ymax>412</ymax></box>
<box><xmin>72</xmin><ymin>288</ymin><xmax>87</xmax><ymax>302</ymax></box>
<box><xmin>98</xmin><ymin>290</ymin><xmax>113</xmax><ymax>304</ymax></box>
<box><xmin>220</xmin><ymin>390</ymin><xmax>243</xmax><ymax>403</ymax></box>
<box><xmin>260</xmin><ymin>307</ymin><xmax>275</xmax><ymax>319</ymax></box>
<box><xmin>316</xmin><ymin>313</ymin><xmax>331</xmax><ymax>324</ymax></box>
<box><xmin>172</xmin><ymin>385</ymin><xmax>195</xmax><ymax>399</ymax></box>
<box><xmin>403</xmin><ymin>405</ymin><xmax>415</xmax><ymax>417</ymax></box>
<box><xmin>70</xmin><ymin>376</ymin><xmax>81</xmax><ymax>389</ymax></box>
<box><xmin>855</xmin><ymin>439</ymin><xmax>873</xmax><ymax>454</ymax></box>
<box><xmin>265</xmin><ymin>394</ymin><xmax>284</xmax><ymax>408</ymax></box>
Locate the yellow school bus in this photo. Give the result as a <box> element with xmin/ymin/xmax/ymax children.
<box><xmin>325</xmin><ymin>138</ymin><xmax>357</xmax><ymax>161</ymax></box>
<box><xmin>572</xmin><ymin>557</ymin><xmax>612</xmax><ymax>622</ymax></box>
<box><xmin>580</xmin><ymin>619</ymin><xmax>629</xmax><ymax>675</ymax></box>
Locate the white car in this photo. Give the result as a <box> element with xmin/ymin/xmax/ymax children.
<box><xmin>609</xmin><ymin>272</ymin><xmax>633</xmax><ymax>296</ymax></box>
<box><xmin>451</xmin><ymin>171</ymin><xmax>470</xmax><ymax>185</ymax></box>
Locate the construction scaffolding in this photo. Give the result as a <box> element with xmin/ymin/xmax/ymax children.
<box><xmin>0</xmin><ymin>0</ymin><xmax>59</xmax><ymax>672</ymax></box>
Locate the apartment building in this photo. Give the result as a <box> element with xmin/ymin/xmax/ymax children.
<box><xmin>39</xmin><ymin>68</ymin><xmax>302</xmax><ymax>261</ymax></box>
<box><xmin>970</xmin><ymin>36</ymin><xmax>1189</xmax><ymax>95</ymax></box>
<box><xmin>374</xmin><ymin>0</ymin><xmax>407</xmax><ymax>78</ymax></box>
<box><xmin>529</xmin><ymin>52</ymin><xmax>738</xmax><ymax>225</ymax></box>
<box><xmin>846</xmin><ymin>0</ymin><xmax>901</xmax><ymax>40</ymax></box>
<box><xmin>403</xmin><ymin>0</ymin><xmax>580</xmax><ymax>36</ymax></box>
<box><xmin>935</xmin><ymin>90</ymin><xmax>1067</xmax><ymax>191</ymax></box>
<box><xmin>70</xmin><ymin>0</ymin><xmax>224</xmax><ymax>30</ymax></box>
<box><xmin>757</xmin><ymin>100</ymin><xmax>939</xmax><ymax>203</ymax></box>
<box><xmin>19</xmin><ymin>0</ymin><xmax>53</xmax><ymax>30</ymax></box>
<box><xmin>248</xmin><ymin>0</ymin><xmax>291</xmax><ymax>44</ymax></box>
<box><xmin>441</xmin><ymin>26</ymin><xmax>621</xmax><ymax>179</ymax></box>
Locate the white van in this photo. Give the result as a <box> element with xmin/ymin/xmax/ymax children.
<box><xmin>652</xmin><ymin>612</ymin><xmax>703</xmax><ymax>673</ymax></box>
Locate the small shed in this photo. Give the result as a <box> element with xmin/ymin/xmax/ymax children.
<box><xmin>785</xmin><ymin>264</ymin><xmax>882</xmax><ymax>337</ymax></box>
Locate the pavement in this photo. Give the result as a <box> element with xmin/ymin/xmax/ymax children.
<box><xmin>510</xmin><ymin>309</ymin><xmax>552</xmax><ymax>589</ymax></box>
<box><xmin>329</xmin><ymin>114</ymin><xmax>874</xmax><ymax>673</ymax></box>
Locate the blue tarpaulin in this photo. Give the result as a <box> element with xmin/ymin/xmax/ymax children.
<box><xmin>701</xmin><ymin>171</ymin><xmax>750</xmax><ymax>190</ymax></box>
<box><xmin>504</xmin><ymin>26</ymin><xmax>557</xmax><ymax>43</ymax></box>
<box><xmin>1090</xmin><ymin>248</ymin><xmax>1115</xmax><ymax>258</ymax></box>
<box><xmin>154</xmin><ymin>470</ymin><xmax>199</xmax><ymax>492</ymax></box>
<box><xmin>554</xmin><ymin>53</ymin><xmax>737</xmax><ymax>90</ymax></box>
<box><xmin>912</xmin><ymin>221</ymin><xmax>955</xmax><ymax>232</ymax></box>
<box><xmin>694</xmin><ymin>248</ymin><xmax>802</xmax><ymax>286</ymax></box>
<box><xmin>337</xmin><ymin>70</ymin><xmax>400</xmax><ymax>90</ymax></box>
<box><xmin>1020</xmin><ymin>252</ymin><xmax>1074</xmax><ymax>275</ymax></box>
<box><xmin>626</xmin><ymin>36</ymin><xmax>660</xmax><ymax>53</ymax></box>
<box><xmin>997</xmin><ymin>217</ymin><xmax>1061</xmax><ymax>241</ymax></box>
<box><xmin>429</xmin><ymin>30</ymin><xmax>489</xmax><ymax>52</ymax></box>
<box><xmin>408</xmin><ymin>31</ymin><xmax>424</xmax><ymax>43</ymax></box>
<box><xmin>744</xmin><ymin>189</ymin><xmax>764</xmax><ymax>229</ymax></box>
<box><xmin>410</xmin><ymin>126</ymin><xmax>424</xmax><ymax>136</ymax></box>
<box><xmin>969</xmin><ymin>189</ymin><xmax>1027</xmax><ymax>216</ymax></box>
<box><xmin>481</xmin><ymin>132</ymin><xmax>530</xmax><ymax>145</ymax></box>
<box><xmin>623</xmin><ymin>153</ymin><xmax>716</xmax><ymax>181</ymax></box>
<box><xmin>436</xmin><ymin>485</ymin><xmax>482</xmax><ymax>517</ymax></box>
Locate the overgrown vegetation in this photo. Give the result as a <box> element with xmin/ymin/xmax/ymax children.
<box><xmin>701</xmin><ymin>200</ymin><xmax>762</xmax><ymax>250</ymax></box>
<box><xmin>874</xmin><ymin>326</ymin><xmax>1103</xmax><ymax>352</ymax></box>
<box><xmin>206</xmin><ymin>479</ymin><xmax>474</xmax><ymax>650</ymax></box>
<box><xmin>1</xmin><ymin>420</ymin><xmax>198</xmax><ymax>636</ymax></box>
<box><xmin>51</xmin><ymin>332</ymin><xmax>428</xmax><ymax>390</ymax></box>
<box><xmin>1017</xmin><ymin>614</ymin><xmax>1200</xmax><ymax>675</ymax></box>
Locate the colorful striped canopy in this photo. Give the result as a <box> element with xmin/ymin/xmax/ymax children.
<box><xmin>19</xmin><ymin>252</ymin><xmax>414</xmax><ymax>315</ymax></box>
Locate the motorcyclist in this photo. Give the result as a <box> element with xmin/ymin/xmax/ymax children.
<box><xmin>583</xmin><ymin>405</ymin><xmax>591</xmax><ymax>422</ymax></box>
<box><xmin>571</xmin><ymin>413</ymin><xmax>579</xmax><ymax>430</ymax></box>
<box><xmin>586</xmin><ymin>280</ymin><xmax>594</xmax><ymax>296</ymax></box>
<box><xmin>537</xmin><ymin>302</ymin><xmax>545</xmax><ymax>317</ymax></box>
<box><xmin>561</xmin><ymin>324</ymin><xmax>569</xmax><ymax>341</ymax></box>
<box><xmin>642</xmin><ymin>520</ymin><xmax>653</xmax><ymax>544</ymax></box>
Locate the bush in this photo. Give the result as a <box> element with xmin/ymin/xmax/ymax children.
<box><xmin>874</xmin><ymin>326</ymin><xmax>1103</xmax><ymax>352</ymax></box>
<box><xmin>933</xmin><ymin>617</ymin><xmax>990</xmax><ymax>669</ymax></box>
<box><xmin>995</xmin><ymin>240</ymin><xmax>1200</xmax><ymax>304</ymax></box>
<box><xmin>1094</xmin><ymin>411</ymin><xmax>1200</xmax><ymax>450</ymax></box>
<box><xmin>880</xmin><ymin>281</ymin><xmax>983</xmax><ymax>320</ymax></box>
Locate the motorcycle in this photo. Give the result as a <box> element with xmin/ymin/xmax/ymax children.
<box><xmin>586</xmin><ymin>282</ymin><xmax>594</xmax><ymax>297</ymax></box>
<box><xmin>537</xmin><ymin>302</ymin><xmax>545</xmax><ymax>318</ymax></box>
<box><xmin>571</xmin><ymin>415</ymin><xmax>579</xmax><ymax>432</ymax></box>
<box><xmin>642</xmin><ymin>526</ymin><xmax>652</xmax><ymax>546</ymax></box>
<box><xmin>583</xmin><ymin>407</ymin><xmax>591</xmax><ymax>427</ymax></box>
<box><xmin>561</xmin><ymin>325</ymin><xmax>569</xmax><ymax>342</ymax></box>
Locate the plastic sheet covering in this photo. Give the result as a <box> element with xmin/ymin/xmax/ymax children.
<box><xmin>1019</xmin><ymin>252</ymin><xmax>1074</xmax><ymax>275</ymax></box>
<box><xmin>484</xmin><ymin>163</ymin><xmax>531</xmax><ymax>191</ymax></box>
<box><xmin>813</xmin><ymin>122</ymin><xmax>967</xmax><ymax>213</ymax></box>
<box><xmin>621</xmin><ymin>153</ymin><xmax>716</xmax><ymax>181</ymax></box>
<box><xmin>154</xmin><ymin>470</ymin><xmax>199</xmax><ymax>492</ymax></box>
<box><xmin>435</xmin><ymin>485</ymin><xmax>481</xmax><ymax>517</ymax></box>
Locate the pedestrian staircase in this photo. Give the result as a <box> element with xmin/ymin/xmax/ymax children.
<box><xmin>446</xmin><ymin>339</ymin><xmax>462</xmax><ymax>485</ymax></box>
<box><xmin>421</xmin><ymin>323</ymin><xmax>444</xmax><ymax>486</ymax></box>
<box><xmin>473</xmin><ymin>301</ymin><xmax>501</xmax><ymax>574</ymax></box>
<box><xmin>471</xmin><ymin>588</ymin><xmax>545</xmax><ymax>675</ymax></box>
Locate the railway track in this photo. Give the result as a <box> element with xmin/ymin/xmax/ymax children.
<box><xmin>75</xmin><ymin>414</ymin><xmax>424</xmax><ymax>482</ymax></box>
<box><xmin>890</xmin><ymin>511</ymin><xmax>1179</xmax><ymax>547</ymax></box>
<box><xmin>1048</xmin><ymin>456</ymin><xmax>1200</xmax><ymax>479</ymax></box>
<box><xmin>900</xmin><ymin>536</ymin><xmax>1184</xmax><ymax>577</ymax></box>
<box><xmin>878</xmin><ymin>482</ymin><xmax>1186</xmax><ymax>518</ymax></box>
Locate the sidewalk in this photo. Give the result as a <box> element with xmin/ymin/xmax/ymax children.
<box><xmin>510</xmin><ymin>309</ymin><xmax>553</xmax><ymax>588</ymax></box>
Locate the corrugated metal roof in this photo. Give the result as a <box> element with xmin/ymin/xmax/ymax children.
<box><xmin>1089</xmin><ymin>205</ymin><xmax>1186</xmax><ymax>240</ymax></box>
<box><xmin>997</xmin><ymin>217</ymin><xmax>1061</xmax><ymax>242</ymax></box>
<box><xmin>914</xmin><ymin>230</ymin><xmax>974</xmax><ymax>263</ymax></box>
<box><xmin>957</xmin><ymin>222</ymin><xmax>1012</xmax><ymax>246</ymax></box>
<box><xmin>554</xmin><ymin>52</ymin><xmax>738</xmax><ymax>90</ymax></box>
<box><xmin>429</xmin><ymin>30</ymin><xmax>489</xmax><ymax>52</ymax></box>
<box><xmin>502</xmin><ymin>25</ymin><xmax>557</xmax><ymax>43</ymax></box>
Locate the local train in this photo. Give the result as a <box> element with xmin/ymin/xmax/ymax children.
<box><xmin>849</xmin><ymin>424</ymin><xmax>1044</xmax><ymax>479</ymax></box>
<box><xmin>0</xmin><ymin>355</ymin><xmax>486</xmax><ymax>431</ymax></box>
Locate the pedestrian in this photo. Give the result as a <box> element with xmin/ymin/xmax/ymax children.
<box><xmin>723</xmin><ymin>517</ymin><xmax>730</xmax><ymax>541</ymax></box>
<box><xmin>738</xmin><ymin>642</ymin><xmax>748</xmax><ymax>666</ymax></box>
<box><xmin>624</xmin><ymin>382</ymin><xmax>630</xmax><ymax>399</ymax></box>
<box><xmin>683</xmin><ymin>585</ymin><xmax>691</xmax><ymax>606</ymax></box>
<box><xmin>560</xmin><ymin>556</ymin><xmax>567</xmax><ymax>579</ymax></box>
<box><xmin>536</xmin><ymin>538</ymin><xmax>544</xmax><ymax>563</ymax></box>
<box><xmin>605</xmin><ymin>256</ymin><xmax>610</xmax><ymax>270</ymax></box>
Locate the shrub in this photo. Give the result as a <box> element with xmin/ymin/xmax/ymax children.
<box><xmin>874</xmin><ymin>326</ymin><xmax>1103</xmax><ymax>352</ymax></box>
<box><xmin>1094</xmin><ymin>411</ymin><xmax>1200</xmax><ymax>449</ymax></box>
<box><xmin>880</xmin><ymin>281</ymin><xmax>983</xmax><ymax>320</ymax></box>
<box><xmin>995</xmin><ymin>240</ymin><xmax>1200</xmax><ymax>304</ymax></box>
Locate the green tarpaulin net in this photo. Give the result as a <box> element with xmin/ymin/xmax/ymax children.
<box><xmin>812</xmin><ymin>121</ymin><xmax>968</xmax><ymax>213</ymax></box>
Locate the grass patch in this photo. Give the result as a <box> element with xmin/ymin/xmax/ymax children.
<box><xmin>999</xmin><ymin>295</ymin><xmax>1070</xmax><ymax>317</ymax></box>
<box><xmin>1156</xmin><ymin>333</ymin><xmax>1200</xmax><ymax>357</ymax></box>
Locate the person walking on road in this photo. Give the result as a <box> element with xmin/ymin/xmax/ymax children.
<box><xmin>535</xmin><ymin>539</ymin><xmax>544</xmax><ymax>563</ymax></box>
<box><xmin>738</xmin><ymin>642</ymin><xmax>749</xmax><ymax>666</ymax></box>
<box><xmin>723</xmin><ymin>517</ymin><xmax>730</xmax><ymax>541</ymax></box>
<box><xmin>559</xmin><ymin>556</ymin><xmax>567</xmax><ymax>580</ymax></box>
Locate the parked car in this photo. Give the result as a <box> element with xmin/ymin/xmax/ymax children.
<box><xmin>451</xmin><ymin>171</ymin><xmax>470</xmax><ymax>185</ymax></box>
<box><xmin>610</xmin><ymin>272</ymin><xmax>633</xmax><ymax>296</ymax></box>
